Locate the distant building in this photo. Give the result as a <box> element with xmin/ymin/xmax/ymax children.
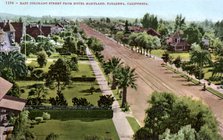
<box><xmin>0</xmin><ymin>77</ymin><xmax>26</xmax><ymax>140</ymax></box>
<box><xmin>26</xmin><ymin>24</ymin><xmax>43</xmax><ymax>39</ymax></box>
<box><xmin>0</xmin><ymin>21</ymin><xmax>24</xmax><ymax>43</ymax></box>
<box><xmin>0</xmin><ymin>21</ymin><xmax>21</xmax><ymax>53</ymax></box>
<box><xmin>166</xmin><ymin>31</ymin><xmax>190</xmax><ymax>52</ymax></box>
<box><xmin>26</xmin><ymin>23</ymin><xmax>63</xmax><ymax>39</ymax></box>
<box><xmin>51</xmin><ymin>23</ymin><xmax>64</xmax><ymax>34</ymax></box>
<box><xmin>146</xmin><ymin>28</ymin><xmax>161</xmax><ymax>37</ymax></box>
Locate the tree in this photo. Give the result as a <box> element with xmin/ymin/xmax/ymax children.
<box><xmin>161</xmin><ymin>51</ymin><xmax>170</xmax><ymax>64</ymax></box>
<box><xmin>128</xmin><ymin>33</ymin><xmax>139</xmax><ymax>51</ymax></box>
<box><xmin>49</xmin><ymin>91</ymin><xmax>68</xmax><ymax>106</ymax></box>
<box><xmin>141</xmin><ymin>13</ymin><xmax>158</xmax><ymax>30</ymax></box>
<box><xmin>212</xmin><ymin>57</ymin><xmax>223</xmax><ymax>78</ymax></box>
<box><xmin>97</xmin><ymin>95</ymin><xmax>114</xmax><ymax>109</ymax></box>
<box><xmin>37</xmin><ymin>38</ymin><xmax>55</xmax><ymax>55</ymax></box>
<box><xmin>37</xmin><ymin>51</ymin><xmax>48</xmax><ymax>67</ymax></box>
<box><xmin>115</xmin><ymin>31</ymin><xmax>124</xmax><ymax>43</ymax></box>
<box><xmin>45</xmin><ymin>58</ymin><xmax>71</xmax><ymax>93</ymax></box>
<box><xmin>115</xmin><ymin>66</ymin><xmax>137</xmax><ymax>107</ymax></box>
<box><xmin>20</xmin><ymin>41</ymin><xmax>37</xmax><ymax>56</ymax></box>
<box><xmin>174</xmin><ymin>14</ymin><xmax>186</xmax><ymax>31</ymax></box>
<box><xmin>173</xmin><ymin>56</ymin><xmax>182</xmax><ymax>69</ymax></box>
<box><xmin>134</xmin><ymin>92</ymin><xmax>220</xmax><ymax>140</ymax></box>
<box><xmin>212</xmin><ymin>38</ymin><xmax>223</xmax><ymax>56</ymax></box>
<box><xmin>27</xmin><ymin>84</ymin><xmax>47</xmax><ymax>105</ymax></box>
<box><xmin>72</xmin><ymin>97</ymin><xmax>92</xmax><ymax>106</ymax></box>
<box><xmin>0</xmin><ymin>51</ymin><xmax>27</xmax><ymax>80</ymax></box>
<box><xmin>214</xmin><ymin>20</ymin><xmax>223</xmax><ymax>40</ymax></box>
<box><xmin>88</xmin><ymin>37</ymin><xmax>104</xmax><ymax>53</ymax></box>
<box><xmin>62</xmin><ymin>36</ymin><xmax>77</xmax><ymax>54</ymax></box>
<box><xmin>160</xmin><ymin>125</ymin><xmax>196</xmax><ymax>140</ymax></box>
<box><xmin>183</xmin><ymin>24</ymin><xmax>202</xmax><ymax>44</ymax></box>
<box><xmin>190</xmin><ymin>43</ymin><xmax>212</xmax><ymax>80</ymax></box>
<box><xmin>103</xmin><ymin>57</ymin><xmax>123</xmax><ymax>89</ymax></box>
<box><xmin>124</xmin><ymin>20</ymin><xmax>130</xmax><ymax>33</ymax></box>
<box><xmin>12</xmin><ymin>111</ymin><xmax>36</xmax><ymax>140</ymax></box>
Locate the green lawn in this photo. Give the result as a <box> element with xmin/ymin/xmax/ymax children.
<box><xmin>18</xmin><ymin>81</ymin><xmax>101</xmax><ymax>106</ymax></box>
<box><xmin>126</xmin><ymin>117</ymin><xmax>141</xmax><ymax>133</ymax></box>
<box><xmin>72</xmin><ymin>62</ymin><xmax>94</xmax><ymax>77</ymax></box>
<box><xmin>151</xmin><ymin>49</ymin><xmax>190</xmax><ymax>60</ymax></box>
<box><xmin>30</xmin><ymin>119</ymin><xmax>119</xmax><ymax>140</ymax></box>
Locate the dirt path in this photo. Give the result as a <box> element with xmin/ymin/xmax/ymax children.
<box><xmin>80</xmin><ymin>23</ymin><xmax>223</xmax><ymax>134</ymax></box>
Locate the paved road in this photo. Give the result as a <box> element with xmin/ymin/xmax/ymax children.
<box><xmin>86</xmin><ymin>47</ymin><xmax>134</xmax><ymax>140</ymax></box>
<box><xmin>80</xmin><ymin>23</ymin><xmax>223</xmax><ymax>134</ymax></box>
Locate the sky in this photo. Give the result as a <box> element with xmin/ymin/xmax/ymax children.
<box><xmin>0</xmin><ymin>0</ymin><xmax>223</xmax><ymax>21</ymax></box>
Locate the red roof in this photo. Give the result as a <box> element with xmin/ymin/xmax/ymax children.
<box><xmin>11</xmin><ymin>22</ymin><xmax>24</xmax><ymax>43</ymax></box>
<box><xmin>146</xmin><ymin>28</ymin><xmax>161</xmax><ymax>37</ymax></box>
<box><xmin>26</xmin><ymin>25</ymin><xmax>43</xmax><ymax>39</ymax></box>
<box><xmin>0</xmin><ymin>95</ymin><xmax>26</xmax><ymax>111</ymax></box>
<box><xmin>0</xmin><ymin>77</ymin><xmax>26</xmax><ymax>111</ymax></box>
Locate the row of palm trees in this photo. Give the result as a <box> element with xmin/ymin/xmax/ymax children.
<box><xmin>103</xmin><ymin>57</ymin><xmax>137</xmax><ymax>107</ymax></box>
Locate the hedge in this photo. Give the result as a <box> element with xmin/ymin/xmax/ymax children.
<box><xmin>71</xmin><ymin>77</ymin><xmax>96</xmax><ymax>82</ymax></box>
<box><xmin>28</xmin><ymin>109</ymin><xmax>113</xmax><ymax>120</ymax></box>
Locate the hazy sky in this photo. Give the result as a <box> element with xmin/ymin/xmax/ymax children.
<box><xmin>0</xmin><ymin>0</ymin><xmax>223</xmax><ymax>21</ymax></box>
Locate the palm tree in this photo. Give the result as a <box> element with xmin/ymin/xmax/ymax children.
<box><xmin>0</xmin><ymin>51</ymin><xmax>27</xmax><ymax>80</ymax></box>
<box><xmin>115</xmin><ymin>66</ymin><xmax>137</xmax><ymax>108</ymax></box>
<box><xmin>103</xmin><ymin>57</ymin><xmax>123</xmax><ymax>89</ymax></box>
<box><xmin>190</xmin><ymin>43</ymin><xmax>212</xmax><ymax>80</ymax></box>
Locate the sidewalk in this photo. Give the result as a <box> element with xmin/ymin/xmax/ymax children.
<box><xmin>86</xmin><ymin>47</ymin><xmax>134</xmax><ymax>140</ymax></box>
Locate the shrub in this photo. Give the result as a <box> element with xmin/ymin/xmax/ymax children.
<box><xmin>45</xmin><ymin>132</ymin><xmax>59</xmax><ymax>140</ymax></box>
<box><xmin>42</xmin><ymin>112</ymin><xmax>51</xmax><ymax>120</ymax></box>
<box><xmin>72</xmin><ymin>97</ymin><xmax>92</xmax><ymax>106</ymax></box>
<box><xmin>31</xmin><ymin>68</ymin><xmax>45</xmax><ymax>80</ymax></box>
<box><xmin>35</xmin><ymin>117</ymin><xmax>43</xmax><ymax>123</ymax></box>
<box><xmin>37</xmin><ymin>51</ymin><xmax>48</xmax><ymax>68</ymax></box>
<box><xmin>97</xmin><ymin>95</ymin><xmax>114</xmax><ymax>109</ymax></box>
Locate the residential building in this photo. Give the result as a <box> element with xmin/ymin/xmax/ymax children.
<box><xmin>0</xmin><ymin>21</ymin><xmax>21</xmax><ymax>53</ymax></box>
<box><xmin>166</xmin><ymin>31</ymin><xmax>190</xmax><ymax>51</ymax></box>
<box><xmin>0</xmin><ymin>77</ymin><xmax>26</xmax><ymax>140</ymax></box>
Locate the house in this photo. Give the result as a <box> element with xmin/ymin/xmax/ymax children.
<box><xmin>0</xmin><ymin>21</ymin><xmax>24</xmax><ymax>43</ymax></box>
<box><xmin>26</xmin><ymin>24</ymin><xmax>51</xmax><ymax>39</ymax></box>
<box><xmin>128</xmin><ymin>26</ymin><xmax>143</xmax><ymax>33</ymax></box>
<box><xmin>26</xmin><ymin>24</ymin><xmax>43</xmax><ymax>39</ymax></box>
<box><xmin>26</xmin><ymin>23</ymin><xmax>63</xmax><ymax>39</ymax></box>
<box><xmin>166</xmin><ymin>31</ymin><xmax>190</xmax><ymax>52</ymax></box>
<box><xmin>51</xmin><ymin>23</ymin><xmax>64</xmax><ymax>34</ymax></box>
<box><xmin>146</xmin><ymin>28</ymin><xmax>161</xmax><ymax>37</ymax></box>
<box><xmin>0</xmin><ymin>77</ymin><xmax>26</xmax><ymax>140</ymax></box>
<box><xmin>0</xmin><ymin>21</ymin><xmax>21</xmax><ymax>53</ymax></box>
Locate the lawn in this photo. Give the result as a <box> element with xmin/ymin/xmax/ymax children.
<box><xmin>126</xmin><ymin>117</ymin><xmax>141</xmax><ymax>133</ymax></box>
<box><xmin>151</xmin><ymin>49</ymin><xmax>190</xmax><ymax>60</ymax></box>
<box><xmin>72</xmin><ymin>62</ymin><xmax>94</xmax><ymax>77</ymax></box>
<box><xmin>30</xmin><ymin>119</ymin><xmax>119</xmax><ymax>140</ymax></box>
<box><xmin>18</xmin><ymin>81</ymin><xmax>101</xmax><ymax>106</ymax></box>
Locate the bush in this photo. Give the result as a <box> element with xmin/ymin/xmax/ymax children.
<box><xmin>31</xmin><ymin>68</ymin><xmax>45</xmax><ymax>80</ymax></box>
<box><xmin>71</xmin><ymin>77</ymin><xmax>96</xmax><ymax>82</ymax></box>
<box><xmin>72</xmin><ymin>97</ymin><xmax>92</xmax><ymax>106</ymax></box>
<box><xmin>42</xmin><ymin>112</ymin><xmax>51</xmax><ymax>120</ymax></box>
<box><xmin>37</xmin><ymin>51</ymin><xmax>48</xmax><ymax>68</ymax></box>
<box><xmin>97</xmin><ymin>95</ymin><xmax>114</xmax><ymax>109</ymax></box>
<box><xmin>45</xmin><ymin>132</ymin><xmax>59</xmax><ymax>140</ymax></box>
<box><xmin>35</xmin><ymin>117</ymin><xmax>43</xmax><ymax>123</ymax></box>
